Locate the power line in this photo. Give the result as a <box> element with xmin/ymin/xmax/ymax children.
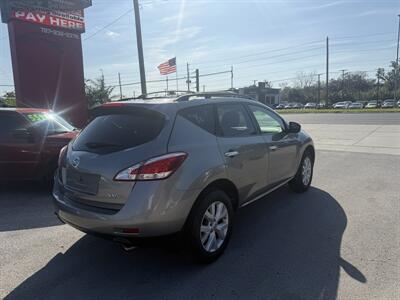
<box><xmin>84</xmin><ymin>9</ymin><xmax>134</xmax><ymax>41</ymax></box>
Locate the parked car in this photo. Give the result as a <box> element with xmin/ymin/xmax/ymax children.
<box><xmin>284</xmin><ymin>103</ymin><xmax>296</xmax><ymax>109</ymax></box>
<box><xmin>348</xmin><ymin>102</ymin><xmax>363</xmax><ymax>109</ymax></box>
<box><xmin>382</xmin><ymin>99</ymin><xmax>395</xmax><ymax>108</ymax></box>
<box><xmin>53</xmin><ymin>94</ymin><xmax>315</xmax><ymax>263</ymax></box>
<box><xmin>305</xmin><ymin>102</ymin><xmax>317</xmax><ymax>109</ymax></box>
<box><xmin>397</xmin><ymin>100</ymin><xmax>400</xmax><ymax>107</ymax></box>
<box><xmin>0</xmin><ymin>108</ymin><xmax>78</xmax><ymax>182</ymax></box>
<box><xmin>365</xmin><ymin>101</ymin><xmax>379</xmax><ymax>108</ymax></box>
<box><xmin>333</xmin><ymin>102</ymin><xmax>350</xmax><ymax>109</ymax></box>
<box><xmin>317</xmin><ymin>103</ymin><xmax>326</xmax><ymax>109</ymax></box>
<box><xmin>294</xmin><ymin>103</ymin><xmax>304</xmax><ymax>109</ymax></box>
<box><xmin>275</xmin><ymin>104</ymin><xmax>285</xmax><ymax>109</ymax></box>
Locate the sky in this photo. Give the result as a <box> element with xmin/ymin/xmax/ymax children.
<box><xmin>0</xmin><ymin>0</ymin><xmax>400</xmax><ymax>97</ymax></box>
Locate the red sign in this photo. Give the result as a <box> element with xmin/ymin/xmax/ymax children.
<box><xmin>11</xmin><ymin>10</ymin><xmax>85</xmax><ymax>31</ymax></box>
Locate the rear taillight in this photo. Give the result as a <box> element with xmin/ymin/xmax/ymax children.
<box><xmin>58</xmin><ymin>145</ymin><xmax>68</xmax><ymax>167</ymax></box>
<box><xmin>114</xmin><ymin>152</ymin><xmax>187</xmax><ymax>181</ymax></box>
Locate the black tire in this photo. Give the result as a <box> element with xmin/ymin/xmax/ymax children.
<box><xmin>289</xmin><ymin>150</ymin><xmax>314</xmax><ymax>193</ymax></box>
<box><xmin>184</xmin><ymin>189</ymin><xmax>234</xmax><ymax>264</ymax></box>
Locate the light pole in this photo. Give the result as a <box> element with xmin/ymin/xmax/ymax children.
<box><xmin>395</xmin><ymin>14</ymin><xmax>400</xmax><ymax>101</ymax></box>
<box><xmin>133</xmin><ymin>0</ymin><xmax>147</xmax><ymax>97</ymax></box>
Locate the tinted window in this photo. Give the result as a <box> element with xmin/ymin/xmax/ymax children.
<box><xmin>249</xmin><ymin>105</ymin><xmax>285</xmax><ymax>134</ymax></box>
<box><xmin>179</xmin><ymin>105</ymin><xmax>215</xmax><ymax>134</ymax></box>
<box><xmin>73</xmin><ymin>111</ymin><xmax>165</xmax><ymax>154</ymax></box>
<box><xmin>217</xmin><ymin>104</ymin><xmax>255</xmax><ymax>137</ymax></box>
<box><xmin>0</xmin><ymin>113</ymin><xmax>28</xmax><ymax>141</ymax></box>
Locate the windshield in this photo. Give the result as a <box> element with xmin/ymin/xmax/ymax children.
<box><xmin>23</xmin><ymin>112</ymin><xmax>75</xmax><ymax>135</ymax></box>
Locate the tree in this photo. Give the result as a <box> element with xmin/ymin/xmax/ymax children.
<box><xmin>1</xmin><ymin>91</ymin><xmax>16</xmax><ymax>107</ymax></box>
<box><xmin>85</xmin><ymin>75</ymin><xmax>114</xmax><ymax>108</ymax></box>
<box><xmin>294</xmin><ymin>71</ymin><xmax>316</xmax><ymax>88</ymax></box>
<box><xmin>2</xmin><ymin>91</ymin><xmax>15</xmax><ymax>99</ymax></box>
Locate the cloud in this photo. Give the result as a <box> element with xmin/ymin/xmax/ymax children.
<box><xmin>105</xmin><ymin>30</ymin><xmax>120</xmax><ymax>39</ymax></box>
<box><xmin>159</xmin><ymin>11</ymin><xmax>193</xmax><ymax>24</ymax></box>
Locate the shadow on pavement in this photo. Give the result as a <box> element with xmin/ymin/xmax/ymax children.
<box><xmin>0</xmin><ymin>182</ymin><xmax>61</xmax><ymax>232</ymax></box>
<box><xmin>5</xmin><ymin>187</ymin><xmax>366</xmax><ymax>300</ymax></box>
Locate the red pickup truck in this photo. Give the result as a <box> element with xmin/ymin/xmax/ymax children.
<box><xmin>0</xmin><ymin>108</ymin><xmax>78</xmax><ymax>182</ymax></box>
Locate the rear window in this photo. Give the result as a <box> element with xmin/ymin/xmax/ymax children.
<box><xmin>73</xmin><ymin>111</ymin><xmax>165</xmax><ymax>154</ymax></box>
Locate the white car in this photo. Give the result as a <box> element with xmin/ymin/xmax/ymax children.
<box><xmin>305</xmin><ymin>102</ymin><xmax>317</xmax><ymax>109</ymax></box>
<box><xmin>333</xmin><ymin>102</ymin><xmax>350</xmax><ymax>109</ymax></box>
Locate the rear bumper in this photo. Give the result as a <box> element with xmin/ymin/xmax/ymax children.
<box><xmin>53</xmin><ymin>176</ymin><xmax>200</xmax><ymax>238</ymax></box>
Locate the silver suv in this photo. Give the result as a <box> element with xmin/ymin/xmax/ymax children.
<box><xmin>53</xmin><ymin>94</ymin><xmax>315</xmax><ymax>263</ymax></box>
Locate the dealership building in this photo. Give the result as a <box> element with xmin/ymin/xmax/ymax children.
<box><xmin>238</xmin><ymin>82</ymin><xmax>281</xmax><ymax>107</ymax></box>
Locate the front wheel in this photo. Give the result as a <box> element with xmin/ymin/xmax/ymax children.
<box><xmin>184</xmin><ymin>189</ymin><xmax>234</xmax><ymax>264</ymax></box>
<box><xmin>289</xmin><ymin>150</ymin><xmax>314</xmax><ymax>193</ymax></box>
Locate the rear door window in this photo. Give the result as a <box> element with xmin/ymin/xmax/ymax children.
<box><xmin>73</xmin><ymin>110</ymin><xmax>165</xmax><ymax>154</ymax></box>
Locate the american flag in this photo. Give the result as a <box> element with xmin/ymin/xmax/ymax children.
<box><xmin>157</xmin><ymin>57</ymin><xmax>177</xmax><ymax>75</ymax></box>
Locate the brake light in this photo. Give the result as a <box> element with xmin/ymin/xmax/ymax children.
<box><xmin>114</xmin><ymin>152</ymin><xmax>187</xmax><ymax>181</ymax></box>
<box><xmin>102</xmin><ymin>102</ymin><xmax>125</xmax><ymax>107</ymax></box>
<box><xmin>58</xmin><ymin>145</ymin><xmax>68</xmax><ymax>167</ymax></box>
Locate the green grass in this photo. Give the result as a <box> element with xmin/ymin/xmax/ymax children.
<box><xmin>278</xmin><ymin>108</ymin><xmax>400</xmax><ymax>114</ymax></box>
<box><xmin>3</xmin><ymin>98</ymin><xmax>16</xmax><ymax>107</ymax></box>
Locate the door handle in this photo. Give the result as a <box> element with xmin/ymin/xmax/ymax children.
<box><xmin>269</xmin><ymin>145</ymin><xmax>278</xmax><ymax>151</ymax></box>
<box><xmin>225</xmin><ymin>150</ymin><xmax>239</xmax><ymax>158</ymax></box>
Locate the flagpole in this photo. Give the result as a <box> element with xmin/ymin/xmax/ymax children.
<box><xmin>176</xmin><ymin>70</ymin><xmax>179</xmax><ymax>92</ymax></box>
<box><xmin>166</xmin><ymin>76</ymin><xmax>169</xmax><ymax>93</ymax></box>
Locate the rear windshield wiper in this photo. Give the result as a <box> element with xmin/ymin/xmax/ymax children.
<box><xmin>85</xmin><ymin>142</ymin><xmax>124</xmax><ymax>149</ymax></box>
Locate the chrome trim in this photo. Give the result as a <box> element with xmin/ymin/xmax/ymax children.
<box><xmin>240</xmin><ymin>177</ymin><xmax>293</xmax><ymax>208</ymax></box>
<box><xmin>224</xmin><ymin>151</ymin><xmax>239</xmax><ymax>158</ymax></box>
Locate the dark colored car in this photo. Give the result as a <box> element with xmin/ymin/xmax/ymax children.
<box><xmin>0</xmin><ymin>108</ymin><xmax>78</xmax><ymax>182</ymax></box>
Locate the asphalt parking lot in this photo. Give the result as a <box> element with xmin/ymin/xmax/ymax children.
<box><xmin>1</xmin><ymin>113</ymin><xmax>399</xmax><ymax>300</ymax></box>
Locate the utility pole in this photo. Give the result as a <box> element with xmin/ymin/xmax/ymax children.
<box><xmin>118</xmin><ymin>73</ymin><xmax>123</xmax><ymax>100</ymax></box>
<box><xmin>326</xmin><ymin>36</ymin><xmax>329</xmax><ymax>105</ymax></box>
<box><xmin>317</xmin><ymin>73</ymin><xmax>322</xmax><ymax>106</ymax></box>
<box><xmin>395</xmin><ymin>14</ymin><xmax>400</xmax><ymax>101</ymax></box>
<box><xmin>133</xmin><ymin>0</ymin><xmax>147</xmax><ymax>97</ymax></box>
<box><xmin>231</xmin><ymin>66</ymin><xmax>234</xmax><ymax>89</ymax></box>
<box><xmin>186</xmin><ymin>63</ymin><xmax>190</xmax><ymax>92</ymax></box>
<box><xmin>340</xmin><ymin>69</ymin><xmax>347</xmax><ymax>101</ymax></box>
<box><xmin>203</xmin><ymin>85</ymin><xmax>205</xmax><ymax>92</ymax></box>
<box><xmin>377</xmin><ymin>72</ymin><xmax>381</xmax><ymax>101</ymax></box>
<box><xmin>195</xmin><ymin>69</ymin><xmax>200</xmax><ymax>92</ymax></box>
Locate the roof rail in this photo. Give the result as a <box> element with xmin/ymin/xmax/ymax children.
<box><xmin>136</xmin><ymin>90</ymin><xmax>195</xmax><ymax>100</ymax></box>
<box><xmin>175</xmin><ymin>91</ymin><xmax>254</xmax><ymax>102</ymax></box>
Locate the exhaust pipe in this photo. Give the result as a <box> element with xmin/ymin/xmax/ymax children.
<box><xmin>114</xmin><ymin>237</ymin><xmax>137</xmax><ymax>252</ymax></box>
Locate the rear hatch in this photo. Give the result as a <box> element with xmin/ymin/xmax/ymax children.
<box><xmin>60</xmin><ymin>104</ymin><xmax>174</xmax><ymax>211</ymax></box>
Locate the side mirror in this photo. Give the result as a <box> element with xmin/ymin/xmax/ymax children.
<box><xmin>287</xmin><ymin>122</ymin><xmax>301</xmax><ymax>133</ymax></box>
<box><xmin>13</xmin><ymin>128</ymin><xmax>35</xmax><ymax>142</ymax></box>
